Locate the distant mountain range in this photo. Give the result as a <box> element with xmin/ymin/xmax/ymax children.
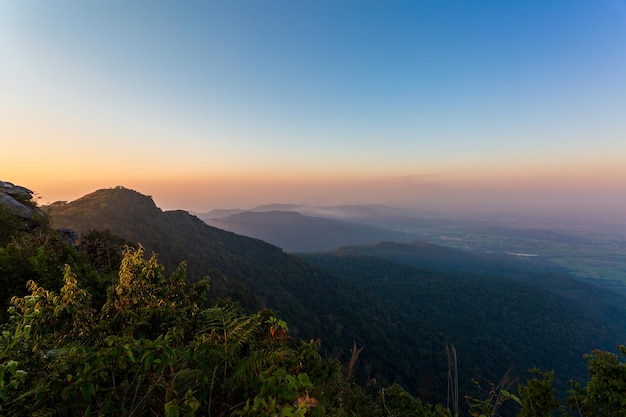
<box><xmin>200</xmin><ymin>210</ymin><xmax>416</xmax><ymax>252</ymax></box>
<box><xmin>195</xmin><ymin>203</ymin><xmax>422</xmax><ymax>221</ymax></box>
<box><xmin>192</xmin><ymin>204</ymin><xmax>581</xmax><ymax>252</ymax></box>
<box><xmin>196</xmin><ymin>204</ymin><xmax>580</xmax><ymax>256</ymax></box>
<box><xmin>196</xmin><ymin>203</ymin><xmax>626</xmax><ymax>292</ymax></box>
<box><xmin>47</xmin><ymin>186</ymin><xmax>626</xmax><ymax>402</ymax></box>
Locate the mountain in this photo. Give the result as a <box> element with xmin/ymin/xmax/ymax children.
<box><xmin>48</xmin><ymin>187</ymin><xmax>328</xmax><ymax>317</ymax></box>
<box><xmin>202</xmin><ymin>210</ymin><xmax>416</xmax><ymax>252</ymax></box>
<box><xmin>47</xmin><ymin>186</ymin><xmax>626</xmax><ymax>403</ymax></box>
<box><xmin>199</xmin><ymin>208</ymin><xmax>245</xmax><ymax>218</ymax></box>
<box><xmin>196</xmin><ymin>203</ymin><xmax>420</xmax><ymax>220</ymax></box>
<box><xmin>47</xmin><ymin>187</ymin><xmax>404</xmax><ymax>350</ymax></box>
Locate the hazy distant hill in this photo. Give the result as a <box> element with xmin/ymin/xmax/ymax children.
<box><xmin>196</xmin><ymin>203</ymin><xmax>420</xmax><ymax>221</ymax></box>
<box><xmin>47</xmin><ymin>186</ymin><xmax>626</xmax><ymax>403</ymax></box>
<box><xmin>202</xmin><ymin>210</ymin><xmax>415</xmax><ymax>252</ymax></box>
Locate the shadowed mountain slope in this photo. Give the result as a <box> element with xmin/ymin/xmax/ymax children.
<box><xmin>48</xmin><ymin>187</ymin><xmax>336</xmax><ymax>321</ymax></box>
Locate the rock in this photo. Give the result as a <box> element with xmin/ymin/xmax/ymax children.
<box><xmin>0</xmin><ymin>194</ymin><xmax>35</xmax><ymax>218</ymax></box>
<box><xmin>7</xmin><ymin>185</ymin><xmax>34</xmax><ymax>196</ymax></box>
<box><xmin>0</xmin><ymin>180</ymin><xmax>44</xmax><ymax>220</ymax></box>
<box><xmin>57</xmin><ymin>228</ymin><xmax>79</xmax><ymax>246</ymax></box>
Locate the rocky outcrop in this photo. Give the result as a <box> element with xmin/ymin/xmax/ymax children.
<box><xmin>0</xmin><ymin>181</ymin><xmax>44</xmax><ymax>219</ymax></box>
<box><xmin>57</xmin><ymin>228</ymin><xmax>79</xmax><ymax>245</ymax></box>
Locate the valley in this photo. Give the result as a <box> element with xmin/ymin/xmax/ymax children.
<box><xmin>404</xmin><ymin>222</ymin><xmax>626</xmax><ymax>285</ymax></box>
<box><xmin>200</xmin><ymin>203</ymin><xmax>626</xmax><ymax>286</ymax></box>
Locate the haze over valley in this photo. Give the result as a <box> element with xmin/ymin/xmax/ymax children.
<box><xmin>195</xmin><ymin>201</ymin><xmax>626</xmax><ymax>288</ymax></box>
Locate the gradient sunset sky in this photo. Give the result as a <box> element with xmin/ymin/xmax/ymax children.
<box><xmin>2</xmin><ymin>1</ymin><xmax>625</xmax><ymax>220</ymax></box>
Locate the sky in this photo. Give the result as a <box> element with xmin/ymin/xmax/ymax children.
<box><xmin>2</xmin><ymin>1</ymin><xmax>626</xmax><ymax>221</ymax></box>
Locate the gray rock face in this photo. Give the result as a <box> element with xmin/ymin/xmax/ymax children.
<box><xmin>57</xmin><ymin>228</ymin><xmax>79</xmax><ymax>245</ymax></box>
<box><xmin>0</xmin><ymin>180</ymin><xmax>44</xmax><ymax>219</ymax></box>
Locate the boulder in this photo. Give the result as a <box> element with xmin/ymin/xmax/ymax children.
<box><xmin>57</xmin><ymin>228</ymin><xmax>79</xmax><ymax>246</ymax></box>
<box><xmin>0</xmin><ymin>180</ymin><xmax>44</xmax><ymax>219</ymax></box>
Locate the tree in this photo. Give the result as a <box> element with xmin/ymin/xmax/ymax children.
<box><xmin>568</xmin><ymin>345</ymin><xmax>626</xmax><ymax>417</ymax></box>
<box><xmin>0</xmin><ymin>218</ymin><xmax>98</xmax><ymax>319</ymax></box>
<box><xmin>517</xmin><ymin>368</ymin><xmax>560</xmax><ymax>417</ymax></box>
<box><xmin>79</xmin><ymin>229</ymin><xmax>129</xmax><ymax>274</ymax></box>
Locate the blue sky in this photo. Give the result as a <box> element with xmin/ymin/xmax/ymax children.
<box><xmin>2</xmin><ymin>1</ymin><xmax>625</xmax><ymax>219</ymax></box>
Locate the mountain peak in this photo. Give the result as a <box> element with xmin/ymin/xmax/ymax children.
<box><xmin>73</xmin><ymin>186</ymin><xmax>158</xmax><ymax>211</ymax></box>
<box><xmin>46</xmin><ymin>186</ymin><xmax>162</xmax><ymax>237</ymax></box>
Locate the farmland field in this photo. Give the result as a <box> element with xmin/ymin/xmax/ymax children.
<box><xmin>404</xmin><ymin>221</ymin><xmax>626</xmax><ymax>284</ymax></box>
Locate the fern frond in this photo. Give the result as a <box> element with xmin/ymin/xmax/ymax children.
<box><xmin>230</xmin><ymin>348</ymin><xmax>294</xmax><ymax>385</ymax></box>
<box><xmin>196</xmin><ymin>306</ymin><xmax>263</xmax><ymax>354</ymax></box>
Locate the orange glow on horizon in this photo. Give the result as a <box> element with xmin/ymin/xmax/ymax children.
<box><xmin>5</xmin><ymin>153</ymin><xmax>625</xmax><ymax>217</ymax></box>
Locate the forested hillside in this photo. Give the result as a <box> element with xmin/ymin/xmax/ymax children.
<box><xmin>326</xmin><ymin>241</ymin><xmax>626</xmax><ymax>327</ymax></box>
<box><xmin>0</xmin><ymin>208</ymin><xmax>447</xmax><ymax>415</ymax></box>
<box><xmin>44</xmin><ymin>186</ymin><xmax>626</xmax><ymax>408</ymax></box>
<box><xmin>300</xmin><ymin>253</ymin><xmax>626</xmax><ymax>399</ymax></box>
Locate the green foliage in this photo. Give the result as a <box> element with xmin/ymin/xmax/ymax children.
<box><xmin>1</xmin><ymin>240</ymin><xmax>466</xmax><ymax>417</ymax></box>
<box><xmin>465</xmin><ymin>370</ymin><xmax>521</xmax><ymax>417</ymax></box>
<box><xmin>100</xmin><ymin>245</ymin><xmax>207</xmax><ymax>340</ymax></box>
<box><xmin>13</xmin><ymin>267</ymin><xmax>94</xmax><ymax>348</ymax></box>
<box><xmin>235</xmin><ymin>368</ymin><xmax>314</xmax><ymax>417</ymax></box>
<box><xmin>0</xmin><ymin>198</ymin><xmax>109</xmax><ymax>322</ymax></box>
<box><xmin>379</xmin><ymin>383</ymin><xmax>451</xmax><ymax>417</ymax></box>
<box><xmin>0</xmin><ymin>204</ymin><xmax>22</xmax><ymax>246</ymax></box>
<box><xmin>79</xmin><ymin>229</ymin><xmax>130</xmax><ymax>274</ymax></box>
<box><xmin>0</xmin><ymin>226</ymin><xmax>97</xmax><ymax>322</ymax></box>
<box><xmin>567</xmin><ymin>345</ymin><xmax>626</xmax><ymax>417</ymax></box>
<box><xmin>0</xmin><ymin>247</ymin><xmax>331</xmax><ymax>416</ymax></box>
<box><xmin>517</xmin><ymin>368</ymin><xmax>561</xmax><ymax>417</ymax></box>
<box><xmin>0</xmin><ymin>196</ymin><xmax>48</xmax><ymax>243</ymax></box>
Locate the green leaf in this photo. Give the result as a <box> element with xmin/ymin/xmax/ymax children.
<box><xmin>165</xmin><ymin>402</ymin><xmax>180</xmax><ymax>417</ymax></box>
<box><xmin>80</xmin><ymin>383</ymin><xmax>95</xmax><ymax>401</ymax></box>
